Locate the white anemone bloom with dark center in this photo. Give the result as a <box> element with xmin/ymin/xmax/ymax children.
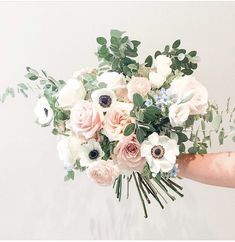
<box><xmin>91</xmin><ymin>88</ymin><xmax>117</xmax><ymax>112</ymax></box>
<box><xmin>79</xmin><ymin>139</ymin><xmax>105</xmax><ymax>167</ymax></box>
<box><xmin>34</xmin><ymin>97</ymin><xmax>53</xmax><ymax>125</ymax></box>
<box><xmin>140</xmin><ymin>132</ymin><xmax>179</xmax><ymax>174</ymax></box>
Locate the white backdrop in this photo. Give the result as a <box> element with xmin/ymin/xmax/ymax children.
<box><xmin>0</xmin><ymin>1</ymin><xmax>235</xmax><ymax>239</ymax></box>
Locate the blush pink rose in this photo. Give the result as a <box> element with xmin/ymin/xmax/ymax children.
<box><xmin>70</xmin><ymin>100</ymin><xmax>102</xmax><ymax>139</ymax></box>
<box><xmin>112</xmin><ymin>135</ymin><xmax>146</xmax><ymax>173</ymax></box>
<box><xmin>87</xmin><ymin>160</ymin><xmax>120</xmax><ymax>186</ymax></box>
<box><xmin>102</xmin><ymin>103</ymin><xmax>134</xmax><ymax>141</ymax></box>
<box><xmin>127</xmin><ymin>77</ymin><xmax>151</xmax><ymax>101</ymax></box>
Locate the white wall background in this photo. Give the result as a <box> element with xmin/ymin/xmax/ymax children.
<box><xmin>0</xmin><ymin>1</ymin><xmax>235</xmax><ymax>239</ymax></box>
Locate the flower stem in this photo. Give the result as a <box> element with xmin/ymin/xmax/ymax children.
<box><xmin>133</xmin><ymin>173</ymin><xmax>148</xmax><ymax>218</ymax></box>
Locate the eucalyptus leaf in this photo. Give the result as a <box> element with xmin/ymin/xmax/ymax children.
<box><xmin>133</xmin><ymin>93</ymin><xmax>144</xmax><ymax>107</ymax></box>
<box><xmin>124</xmin><ymin>123</ymin><xmax>135</xmax><ymax>136</ymax></box>
<box><xmin>172</xmin><ymin>39</ymin><xmax>181</xmax><ymax>49</ymax></box>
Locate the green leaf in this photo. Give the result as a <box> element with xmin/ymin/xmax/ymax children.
<box><xmin>26</xmin><ymin>67</ymin><xmax>39</xmax><ymax>75</ymax></box>
<box><xmin>177</xmin><ymin>132</ymin><xmax>188</xmax><ymax>143</ymax></box>
<box><xmin>64</xmin><ymin>170</ymin><xmax>75</xmax><ymax>181</ymax></box>
<box><xmin>188</xmin><ymin>51</ymin><xmax>197</xmax><ymax>57</ymax></box>
<box><xmin>144</xmin><ymin>106</ymin><xmax>160</xmax><ymax>121</ymax></box>
<box><xmin>96</xmin><ymin>37</ymin><xmax>107</xmax><ymax>45</ymax></box>
<box><xmin>145</xmin><ymin>55</ymin><xmax>153</xmax><ymax>67</ymax></box>
<box><xmin>41</xmin><ymin>69</ymin><xmax>48</xmax><ymax>77</ymax></box>
<box><xmin>212</xmin><ymin>114</ymin><xmax>222</xmax><ymax>132</ymax></box>
<box><xmin>154</xmin><ymin>50</ymin><xmax>161</xmax><ymax>58</ymax></box>
<box><xmin>188</xmin><ymin>146</ymin><xmax>198</xmax><ymax>154</ymax></box>
<box><xmin>121</xmin><ymin>36</ymin><xmax>128</xmax><ymax>43</ymax></box>
<box><xmin>179</xmin><ymin>143</ymin><xmax>185</xmax><ymax>153</ymax></box>
<box><xmin>25</xmin><ymin>73</ymin><xmax>38</xmax><ymax>80</ymax></box>
<box><xmin>110</xmin><ymin>29</ymin><xmax>125</xmax><ymax>38</ymax></box>
<box><xmin>172</xmin><ymin>39</ymin><xmax>181</xmax><ymax>49</ymax></box>
<box><xmin>111</xmin><ymin>36</ymin><xmax>119</xmax><ymax>46</ymax></box>
<box><xmin>136</xmin><ymin>128</ymin><xmax>146</xmax><ymax>143</ymax></box>
<box><xmin>133</xmin><ymin>93</ymin><xmax>144</xmax><ymax>107</ymax></box>
<box><xmin>164</xmin><ymin>45</ymin><xmax>170</xmax><ymax>52</ymax></box>
<box><xmin>175</xmin><ymin>49</ymin><xmax>186</xmax><ymax>55</ymax></box>
<box><xmin>17</xmin><ymin>83</ymin><xmax>28</xmax><ymax>90</ymax></box>
<box><xmin>181</xmin><ymin>69</ymin><xmax>193</xmax><ymax>75</ymax></box>
<box><xmin>124</xmin><ymin>123</ymin><xmax>135</xmax><ymax>136</ymax></box>
<box><xmin>219</xmin><ymin>128</ymin><xmax>225</xmax><ymax>145</ymax></box>
<box><xmin>131</xmin><ymin>40</ymin><xmax>141</xmax><ymax>47</ymax></box>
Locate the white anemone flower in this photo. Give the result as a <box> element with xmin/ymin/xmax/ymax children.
<box><xmin>91</xmin><ymin>88</ymin><xmax>117</xmax><ymax>112</ymax></box>
<box><xmin>79</xmin><ymin>139</ymin><xmax>105</xmax><ymax>167</ymax></box>
<box><xmin>34</xmin><ymin>97</ymin><xmax>53</xmax><ymax>125</ymax></box>
<box><xmin>140</xmin><ymin>132</ymin><xmax>179</xmax><ymax>174</ymax></box>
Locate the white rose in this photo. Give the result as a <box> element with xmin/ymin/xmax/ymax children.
<box><xmin>58</xmin><ymin>78</ymin><xmax>86</xmax><ymax>109</ymax></box>
<box><xmin>34</xmin><ymin>97</ymin><xmax>53</xmax><ymax>125</ymax></box>
<box><xmin>154</xmin><ymin>55</ymin><xmax>172</xmax><ymax>77</ymax></box>
<box><xmin>57</xmin><ymin>136</ymin><xmax>81</xmax><ymax>170</ymax></box>
<box><xmin>168</xmin><ymin>76</ymin><xmax>208</xmax><ymax>115</ymax></box>
<box><xmin>97</xmin><ymin>71</ymin><xmax>126</xmax><ymax>90</ymax></box>
<box><xmin>150</xmin><ymin>55</ymin><xmax>172</xmax><ymax>89</ymax></box>
<box><xmin>169</xmin><ymin>103</ymin><xmax>190</xmax><ymax>126</ymax></box>
<box><xmin>149</xmin><ymin>71</ymin><xmax>166</xmax><ymax>89</ymax></box>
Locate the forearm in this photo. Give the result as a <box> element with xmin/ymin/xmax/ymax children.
<box><xmin>177</xmin><ymin>152</ymin><xmax>235</xmax><ymax>188</ymax></box>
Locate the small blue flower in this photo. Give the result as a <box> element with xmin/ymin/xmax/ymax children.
<box><xmin>145</xmin><ymin>99</ymin><xmax>153</xmax><ymax>107</ymax></box>
<box><xmin>170</xmin><ymin>163</ymin><xmax>179</xmax><ymax>177</ymax></box>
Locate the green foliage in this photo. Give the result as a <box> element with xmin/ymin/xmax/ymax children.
<box><xmin>144</xmin><ymin>55</ymin><xmax>153</xmax><ymax>67</ymax></box>
<box><xmin>133</xmin><ymin>93</ymin><xmax>144</xmax><ymax>107</ymax></box>
<box><xmin>136</xmin><ymin>127</ymin><xmax>146</xmax><ymax>143</ymax></box>
<box><xmin>124</xmin><ymin>123</ymin><xmax>136</xmax><ymax>136</ymax></box>
<box><xmin>150</xmin><ymin>39</ymin><xmax>199</xmax><ymax>77</ymax></box>
<box><xmin>64</xmin><ymin>170</ymin><xmax>75</xmax><ymax>181</ymax></box>
<box><xmin>96</xmin><ymin>29</ymin><xmax>140</xmax><ymax>77</ymax></box>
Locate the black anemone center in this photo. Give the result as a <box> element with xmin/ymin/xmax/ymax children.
<box><xmin>151</xmin><ymin>145</ymin><xmax>165</xmax><ymax>159</ymax></box>
<box><xmin>44</xmin><ymin>108</ymin><xmax>49</xmax><ymax>117</ymax></box>
<box><xmin>88</xmin><ymin>149</ymin><xmax>99</xmax><ymax>160</ymax></box>
<box><xmin>99</xmin><ymin>95</ymin><xmax>112</xmax><ymax>108</ymax></box>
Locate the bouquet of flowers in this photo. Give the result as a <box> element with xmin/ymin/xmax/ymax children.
<box><xmin>1</xmin><ymin>29</ymin><xmax>235</xmax><ymax>218</ymax></box>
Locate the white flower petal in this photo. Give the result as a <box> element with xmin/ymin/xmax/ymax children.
<box><xmin>58</xmin><ymin>78</ymin><xmax>86</xmax><ymax>109</ymax></box>
<box><xmin>159</xmin><ymin>158</ymin><xmax>175</xmax><ymax>172</ymax></box>
<box><xmin>149</xmin><ymin>159</ymin><xmax>161</xmax><ymax>174</ymax></box>
<box><xmin>147</xmin><ymin>132</ymin><xmax>160</xmax><ymax>145</ymax></box>
<box><xmin>149</xmin><ymin>71</ymin><xmax>166</xmax><ymax>89</ymax></box>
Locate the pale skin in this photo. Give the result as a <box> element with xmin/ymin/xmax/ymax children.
<box><xmin>177</xmin><ymin>152</ymin><xmax>235</xmax><ymax>188</ymax></box>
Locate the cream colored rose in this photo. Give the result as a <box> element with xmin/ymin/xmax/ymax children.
<box><xmin>154</xmin><ymin>55</ymin><xmax>172</xmax><ymax>77</ymax></box>
<box><xmin>168</xmin><ymin>76</ymin><xmax>208</xmax><ymax>115</ymax></box>
<box><xmin>112</xmin><ymin>135</ymin><xmax>146</xmax><ymax>173</ymax></box>
<box><xmin>102</xmin><ymin>103</ymin><xmax>134</xmax><ymax>141</ymax></box>
<box><xmin>57</xmin><ymin>135</ymin><xmax>81</xmax><ymax>170</ymax></box>
<box><xmin>70</xmin><ymin>100</ymin><xmax>102</xmax><ymax>139</ymax></box>
<box><xmin>87</xmin><ymin>160</ymin><xmax>119</xmax><ymax>186</ymax></box>
<box><xmin>169</xmin><ymin>103</ymin><xmax>190</xmax><ymax>126</ymax></box>
<box><xmin>127</xmin><ymin>77</ymin><xmax>151</xmax><ymax>101</ymax></box>
<box><xmin>149</xmin><ymin>55</ymin><xmax>172</xmax><ymax>89</ymax></box>
<box><xmin>149</xmin><ymin>71</ymin><xmax>166</xmax><ymax>89</ymax></box>
<box><xmin>58</xmin><ymin>78</ymin><xmax>86</xmax><ymax>109</ymax></box>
